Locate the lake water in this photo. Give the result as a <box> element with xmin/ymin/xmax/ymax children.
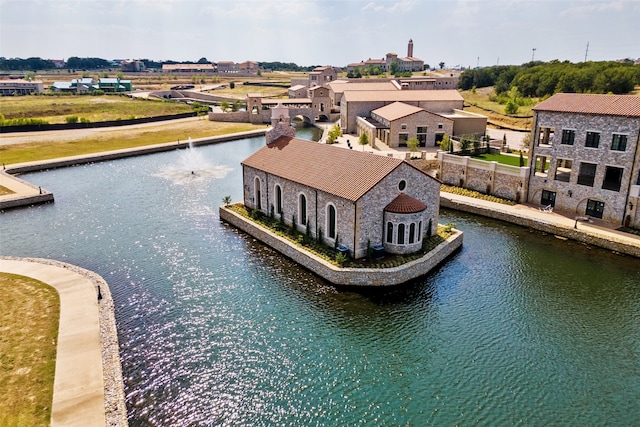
<box><xmin>1</xmin><ymin>132</ymin><xmax>639</xmax><ymax>426</ymax></box>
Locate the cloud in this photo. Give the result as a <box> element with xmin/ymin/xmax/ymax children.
<box><xmin>559</xmin><ymin>1</ymin><xmax>625</xmax><ymax>17</ymax></box>
<box><xmin>361</xmin><ymin>0</ymin><xmax>418</xmax><ymax>13</ymax></box>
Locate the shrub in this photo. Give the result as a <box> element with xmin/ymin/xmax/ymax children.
<box><xmin>65</xmin><ymin>116</ymin><xmax>79</xmax><ymax>124</ymax></box>
<box><xmin>335</xmin><ymin>252</ymin><xmax>348</xmax><ymax>266</ymax></box>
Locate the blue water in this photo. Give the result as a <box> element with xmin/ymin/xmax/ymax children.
<box><xmin>1</xmin><ymin>135</ymin><xmax>639</xmax><ymax>426</ymax></box>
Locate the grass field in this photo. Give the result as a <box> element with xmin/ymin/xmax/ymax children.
<box><xmin>0</xmin><ymin>119</ymin><xmax>264</xmax><ymax>165</ymax></box>
<box><xmin>460</xmin><ymin>88</ymin><xmax>535</xmax><ymax>131</ymax></box>
<box><xmin>0</xmin><ymin>185</ymin><xmax>15</xmax><ymax>195</ymax></box>
<box><xmin>0</xmin><ymin>94</ymin><xmax>194</xmax><ymax>123</ymax></box>
<box><xmin>473</xmin><ymin>152</ymin><xmax>528</xmax><ymax>167</ymax></box>
<box><xmin>0</xmin><ymin>273</ymin><xmax>59</xmax><ymax>427</ymax></box>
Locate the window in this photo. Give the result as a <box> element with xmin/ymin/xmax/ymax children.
<box><xmin>417</xmin><ymin>126</ymin><xmax>427</xmax><ymax>147</ymax></box>
<box><xmin>534</xmin><ymin>155</ymin><xmax>549</xmax><ymax>177</ymax></box>
<box><xmin>386</xmin><ymin>222</ymin><xmax>393</xmax><ymax>243</ymax></box>
<box><xmin>299</xmin><ymin>194</ymin><xmax>307</xmax><ymax>225</ymax></box>
<box><xmin>397</xmin><ymin>223</ymin><xmax>405</xmax><ymax>244</ymax></box>
<box><xmin>541</xmin><ymin>190</ymin><xmax>556</xmax><ymax>207</ymax></box>
<box><xmin>611</xmin><ymin>134</ymin><xmax>627</xmax><ymax>151</ymax></box>
<box><xmin>538</xmin><ymin>126</ymin><xmax>555</xmax><ymax>146</ymax></box>
<box><xmin>585</xmin><ymin>131</ymin><xmax>600</xmax><ymax>148</ymax></box>
<box><xmin>254</xmin><ymin>177</ymin><xmax>262</xmax><ymax>210</ymax></box>
<box><xmin>561</xmin><ymin>129</ymin><xmax>575</xmax><ymax>145</ymax></box>
<box><xmin>399</xmin><ymin>133</ymin><xmax>408</xmax><ymax>147</ymax></box>
<box><xmin>327</xmin><ymin>204</ymin><xmax>336</xmax><ymax>239</ymax></box>
<box><xmin>409</xmin><ymin>223</ymin><xmax>416</xmax><ymax>244</ymax></box>
<box><xmin>554</xmin><ymin>159</ymin><xmax>572</xmax><ymax>182</ymax></box>
<box><xmin>398</xmin><ymin>180</ymin><xmax>406</xmax><ymax>191</ymax></box>
<box><xmin>586</xmin><ymin>199</ymin><xmax>605</xmax><ymax>219</ymax></box>
<box><xmin>602</xmin><ymin>166</ymin><xmax>623</xmax><ymax>192</ymax></box>
<box><xmin>401</xmin><ymin>124</ymin><xmax>407</xmax><ymax>130</ymax></box>
<box><xmin>418</xmin><ymin>221</ymin><xmax>422</xmax><ymax>239</ymax></box>
<box><xmin>577</xmin><ymin>162</ymin><xmax>597</xmax><ymax>187</ymax></box>
<box><xmin>438</xmin><ymin>123</ymin><xmax>443</xmax><ymax>129</ymax></box>
<box><xmin>275</xmin><ymin>185</ymin><xmax>283</xmax><ymax>214</ymax></box>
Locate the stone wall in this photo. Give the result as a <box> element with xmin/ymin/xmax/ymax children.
<box><xmin>220</xmin><ymin>205</ymin><xmax>463</xmax><ymax>286</ymax></box>
<box><xmin>438</xmin><ymin>152</ymin><xmax>529</xmax><ymax>202</ymax></box>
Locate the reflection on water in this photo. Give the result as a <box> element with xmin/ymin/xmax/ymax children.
<box><xmin>0</xmin><ymin>136</ymin><xmax>638</xmax><ymax>426</ymax></box>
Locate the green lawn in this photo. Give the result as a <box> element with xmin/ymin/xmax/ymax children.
<box><xmin>0</xmin><ymin>94</ymin><xmax>194</xmax><ymax>123</ymax></box>
<box><xmin>0</xmin><ymin>120</ymin><xmax>264</xmax><ymax>165</ymax></box>
<box><xmin>472</xmin><ymin>153</ymin><xmax>528</xmax><ymax>167</ymax></box>
<box><xmin>0</xmin><ymin>273</ymin><xmax>59</xmax><ymax>427</ymax></box>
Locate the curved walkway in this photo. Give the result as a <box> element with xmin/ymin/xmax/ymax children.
<box><xmin>0</xmin><ymin>257</ymin><xmax>127</xmax><ymax>427</ymax></box>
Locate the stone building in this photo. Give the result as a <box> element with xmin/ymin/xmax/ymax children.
<box><xmin>527</xmin><ymin>93</ymin><xmax>640</xmax><ymax>226</ymax></box>
<box><xmin>357</xmin><ymin>102</ymin><xmax>454</xmax><ymax>148</ymax></box>
<box><xmin>0</xmin><ymin>79</ymin><xmax>43</xmax><ymax>96</ymax></box>
<box><xmin>241</xmin><ymin>105</ymin><xmax>442</xmax><ymax>259</ymax></box>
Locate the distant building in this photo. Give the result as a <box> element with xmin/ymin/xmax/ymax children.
<box><xmin>527</xmin><ymin>93</ymin><xmax>640</xmax><ymax>227</ymax></box>
<box><xmin>50</xmin><ymin>77</ymin><xmax>96</xmax><ymax>93</ymax></box>
<box><xmin>120</xmin><ymin>60</ymin><xmax>146</xmax><ymax>72</ymax></box>
<box><xmin>0</xmin><ymin>79</ymin><xmax>44</xmax><ymax>96</ymax></box>
<box><xmin>162</xmin><ymin>63</ymin><xmax>215</xmax><ymax>73</ymax></box>
<box><xmin>98</xmin><ymin>78</ymin><xmax>133</xmax><ymax>92</ymax></box>
<box><xmin>347</xmin><ymin>40</ymin><xmax>424</xmax><ymax>73</ymax></box>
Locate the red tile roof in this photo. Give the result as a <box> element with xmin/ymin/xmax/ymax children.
<box><xmin>384</xmin><ymin>193</ymin><xmax>427</xmax><ymax>213</ymax></box>
<box><xmin>242</xmin><ymin>137</ymin><xmax>409</xmax><ymax>202</ymax></box>
<box><xmin>533</xmin><ymin>93</ymin><xmax>640</xmax><ymax>117</ymax></box>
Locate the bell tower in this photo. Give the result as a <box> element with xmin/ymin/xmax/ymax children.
<box><xmin>408</xmin><ymin>39</ymin><xmax>414</xmax><ymax>57</ymax></box>
<box><xmin>265</xmin><ymin>103</ymin><xmax>296</xmax><ymax>145</ymax></box>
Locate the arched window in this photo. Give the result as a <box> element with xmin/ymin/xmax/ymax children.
<box><xmin>275</xmin><ymin>185</ymin><xmax>283</xmax><ymax>215</ymax></box>
<box><xmin>398</xmin><ymin>224</ymin><xmax>405</xmax><ymax>244</ymax></box>
<box><xmin>387</xmin><ymin>222</ymin><xmax>394</xmax><ymax>243</ymax></box>
<box><xmin>418</xmin><ymin>221</ymin><xmax>422</xmax><ymax>240</ymax></box>
<box><xmin>409</xmin><ymin>223</ymin><xmax>416</xmax><ymax>244</ymax></box>
<box><xmin>327</xmin><ymin>204</ymin><xmax>336</xmax><ymax>239</ymax></box>
<box><xmin>254</xmin><ymin>177</ymin><xmax>262</xmax><ymax>210</ymax></box>
<box><xmin>299</xmin><ymin>194</ymin><xmax>307</xmax><ymax>225</ymax></box>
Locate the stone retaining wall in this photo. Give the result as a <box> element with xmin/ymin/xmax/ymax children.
<box><xmin>220</xmin><ymin>205</ymin><xmax>463</xmax><ymax>286</ymax></box>
<box><xmin>440</xmin><ymin>194</ymin><xmax>640</xmax><ymax>258</ymax></box>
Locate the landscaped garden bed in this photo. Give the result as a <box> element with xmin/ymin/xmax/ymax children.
<box><xmin>227</xmin><ymin>203</ymin><xmax>455</xmax><ymax>268</ymax></box>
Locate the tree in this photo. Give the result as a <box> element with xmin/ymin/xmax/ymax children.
<box><xmin>407</xmin><ymin>137</ymin><xmax>419</xmax><ymax>153</ymax></box>
<box><xmin>197</xmin><ymin>57</ymin><xmax>209</xmax><ymax>64</ymax></box>
<box><xmin>519</xmin><ymin>151</ymin><xmax>525</xmax><ymax>167</ymax></box>
<box><xmin>439</xmin><ymin>134</ymin><xmax>452</xmax><ymax>152</ymax></box>
<box><xmin>389</xmin><ymin>62</ymin><xmax>399</xmax><ymax>75</ymax></box>
<box><xmin>219</xmin><ymin>101</ymin><xmax>230</xmax><ymax>112</ymax></box>
<box><xmin>439</xmin><ymin>61</ymin><xmax>445</xmax><ymax>70</ymax></box>
<box><xmin>358</xmin><ymin>132</ymin><xmax>369</xmax><ymax>151</ymax></box>
<box><xmin>222</xmin><ymin>196</ymin><xmax>232</xmax><ymax>206</ymax></box>
<box><xmin>232</xmin><ymin>100</ymin><xmax>242</xmax><ymax>112</ymax></box>
<box><xmin>326</xmin><ymin>124</ymin><xmax>341</xmax><ymax>144</ymax></box>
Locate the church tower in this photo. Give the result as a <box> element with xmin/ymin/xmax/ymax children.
<box><xmin>408</xmin><ymin>39</ymin><xmax>414</xmax><ymax>57</ymax></box>
<box><xmin>265</xmin><ymin>102</ymin><xmax>296</xmax><ymax>145</ymax></box>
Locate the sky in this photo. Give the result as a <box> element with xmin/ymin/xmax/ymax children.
<box><xmin>1</xmin><ymin>0</ymin><xmax>639</xmax><ymax>68</ymax></box>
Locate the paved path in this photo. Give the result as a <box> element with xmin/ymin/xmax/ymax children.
<box><xmin>0</xmin><ymin>257</ymin><xmax>126</xmax><ymax>427</ymax></box>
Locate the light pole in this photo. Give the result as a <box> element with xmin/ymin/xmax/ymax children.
<box><xmin>532</xmin><ymin>48</ymin><xmax>537</xmax><ymax>62</ymax></box>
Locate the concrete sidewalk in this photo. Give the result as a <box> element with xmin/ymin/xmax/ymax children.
<box><xmin>0</xmin><ymin>257</ymin><xmax>127</xmax><ymax>427</ymax></box>
<box><xmin>440</xmin><ymin>192</ymin><xmax>640</xmax><ymax>257</ymax></box>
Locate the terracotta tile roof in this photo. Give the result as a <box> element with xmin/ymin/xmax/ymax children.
<box><xmin>533</xmin><ymin>93</ymin><xmax>640</xmax><ymax>117</ymax></box>
<box><xmin>342</xmin><ymin>89</ymin><xmax>463</xmax><ymax>103</ymax></box>
<box><xmin>328</xmin><ymin>81</ymin><xmax>398</xmax><ymax>94</ymax></box>
<box><xmin>384</xmin><ymin>193</ymin><xmax>427</xmax><ymax>213</ymax></box>
<box><xmin>372</xmin><ymin>102</ymin><xmax>424</xmax><ymax>121</ymax></box>
<box><xmin>242</xmin><ymin>137</ymin><xmax>407</xmax><ymax>202</ymax></box>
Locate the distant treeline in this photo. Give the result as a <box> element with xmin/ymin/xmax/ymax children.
<box><xmin>0</xmin><ymin>57</ymin><xmax>319</xmax><ymax>72</ymax></box>
<box><xmin>459</xmin><ymin>60</ymin><xmax>640</xmax><ymax>97</ymax></box>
